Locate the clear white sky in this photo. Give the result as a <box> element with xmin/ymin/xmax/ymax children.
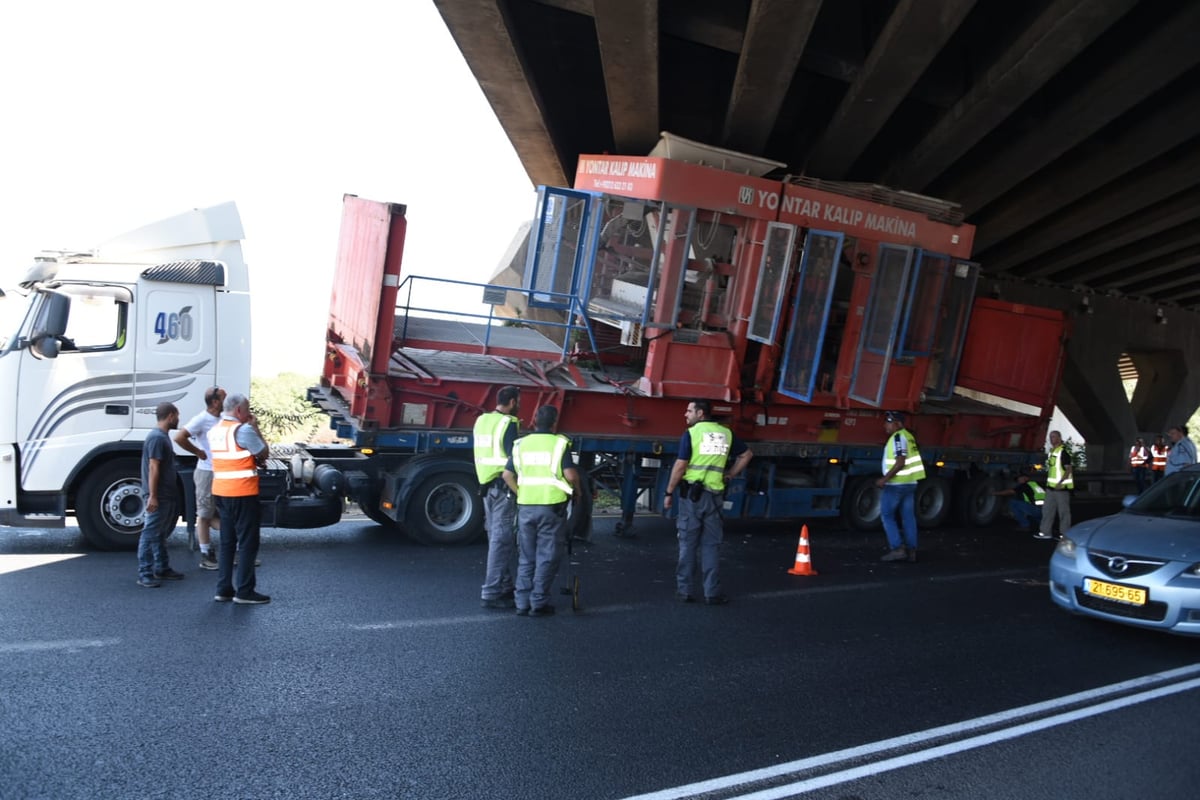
<box><xmin>0</xmin><ymin>0</ymin><xmax>536</xmax><ymax>376</ymax></box>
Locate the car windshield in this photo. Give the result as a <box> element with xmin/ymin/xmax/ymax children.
<box><xmin>1126</xmin><ymin>470</ymin><xmax>1200</xmax><ymax>518</ymax></box>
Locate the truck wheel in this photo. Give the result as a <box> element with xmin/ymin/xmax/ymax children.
<box><xmin>357</xmin><ymin>491</ymin><xmax>399</xmax><ymax>528</ymax></box>
<box><xmin>405</xmin><ymin>472</ymin><xmax>484</xmax><ymax>546</ymax></box>
<box><xmin>362</xmin><ymin>502</ymin><xmax>397</xmax><ymax>528</ymax></box>
<box><xmin>956</xmin><ymin>474</ymin><xmax>1001</xmax><ymax>527</ymax></box>
<box><xmin>75</xmin><ymin>457</ymin><xmax>146</xmax><ymax>551</ymax></box>
<box><xmin>915</xmin><ymin>476</ymin><xmax>951</xmax><ymax>528</ymax></box>
<box><xmin>842</xmin><ymin>475</ymin><xmax>883</xmax><ymax>531</ymax></box>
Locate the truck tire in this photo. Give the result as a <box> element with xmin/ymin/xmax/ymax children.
<box><xmin>842</xmin><ymin>475</ymin><xmax>883</xmax><ymax>531</ymax></box>
<box><xmin>956</xmin><ymin>474</ymin><xmax>1002</xmax><ymax>527</ymax></box>
<box><xmin>915</xmin><ymin>476</ymin><xmax>952</xmax><ymax>528</ymax></box>
<box><xmin>272</xmin><ymin>494</ymin><xmax>343</xmax><ymax>529</ymax></box>
<box><xmin>75</xmin><ymin>457</ymin><xmax>149</xmax><ymax>551</ymax></box>
<box><xmin>405</xmin><ymin>472</ymin><xmax>484</xmax><ymax>546</ymax></box>
<box><xmin>362</xmin><ymin>501</ymin><xmax>398</xmax><ymax>528</ymax></box>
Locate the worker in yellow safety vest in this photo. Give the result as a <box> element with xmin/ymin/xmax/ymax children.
<box><xmin>474</xmin><ymin>385</ymin><xmax>521</xmax><ymax>610</ymax></box>
<box><xmin>991</xmin><ymin>472</ymin><xmax>1044</xmax><ymax>532</ymax></box>
<box><xmin>503</xmin><ymin>405</ymin><xmax>580</xmax><ymax>617</ymax></box>
<box><xmin>664</xmin><ymin>399</ymin><xmax>753</xmax><ymax>605</ymax></box>
<box><xmin>1036</xmin><ymin>430</ymin><xmax>1073</xmax><ymax>540</ymax></box>
<box><xmin>875</xmin><ymin>411</ymin><xmax>926</xmax><ymax>563</ymax></box>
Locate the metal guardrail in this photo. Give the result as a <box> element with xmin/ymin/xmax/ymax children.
<box><xmin>394</xmin><ymin>274</ymin><xmax>600</xmax><ymax>361</ymax></box>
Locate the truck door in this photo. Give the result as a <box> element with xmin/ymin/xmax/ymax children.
<box><xmin>925</xmin><ymin>260</ymin><xmax>979</xmax><ymax>400</ymax></box>
<box><xmin>778</xmin><ymin>230</ymin><xmax>844</xmax><ymax>402</ymax></box>
<box><xmin>135</xmin><ymin>278</ymin><xmax>217</xmax><ymax>429</ymax></box>
<box><xmin>15</xmin><ymin>284</ymin><xmax>135</xmax><ymax>491</ymax></box>
<box><xmin>849</xmin><ymin>244</ymin><xmax>914</xmax><ymax>407</ymax></box>
<box><xmin>525</xmin><ymin>187</ymin><xmax>596</xmax><ymax>312</ymax></box>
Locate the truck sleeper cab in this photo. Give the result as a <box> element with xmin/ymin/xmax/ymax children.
<box><xmin>0</xmin><ymin>204</ymin><xmax>342</xmax><ymax>549</ymax></box>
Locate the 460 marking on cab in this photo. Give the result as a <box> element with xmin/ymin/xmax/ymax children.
<box><xmin>154</xmin><ymin>306</ymin><xmax>194</xmax><ymax>344</ymax></box>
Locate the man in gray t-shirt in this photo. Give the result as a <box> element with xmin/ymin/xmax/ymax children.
<box><xmin>138</xmin><ymin>402</ymin><xmax>183</xmax><ymax>587</ymax></box>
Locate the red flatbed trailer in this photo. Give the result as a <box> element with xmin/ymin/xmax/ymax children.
<box><xmin>312</xmin><ymin>137</ymin><xmax>1067</xmax><ymax>543</ymax></box>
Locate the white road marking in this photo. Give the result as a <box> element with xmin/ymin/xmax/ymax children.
<box><xmin>621</xmin><ymin>663</ymin><xmax>1200</xmax><ymax>800</ymax></box>
<box><xmin>0</xmin><ymin>553</ymin><xmax>85</xmax><ymax>576</ymax></box>
<box><xmin>0</xmin><ymin>638</ymin><xmax>120</xmax><ymax>654</ymax></box>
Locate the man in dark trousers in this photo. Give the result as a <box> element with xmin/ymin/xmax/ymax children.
<box><xmin>1037</xmin><ymin>430</ymin><xmax>1073</xmax><ymax>540</ymax></box>
<box><xmin>208</xmin><ymin>392</ymin><xmax>270</xmax><ymax>604</ymax></box>
<box><xmin>664</xmin><ymin>399</ymin><xmax>752</xmax><ymax>605</ymax></box>
<box><xmin>137</xmin><ymin>402</ymin><xmax>184</xmax><ymax>588</ymax></box>
<box><xmin>1129</xmin><ymin>437</ymin><xmax>1150</xmax><ymax>494</ymax></box>
<box><xmin>474</xmin><ymin>385</ymin><xmax>520</xmax><ymax>609</ymax></box>
<box><xmin>503</xmin><ymin>405</ymin><xmax>580</xmax><ymax>617</ymax></box>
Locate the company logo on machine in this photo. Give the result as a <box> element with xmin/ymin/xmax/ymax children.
<box><xmin>738</xmin><ymin>186</ymin><xmax>754</xmax><ymax>205</ymax></box>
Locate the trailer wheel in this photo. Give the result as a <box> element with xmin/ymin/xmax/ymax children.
<box><xmin>956</xmin><ymin>474</ymin><xmax>1002</xmax><ymax>527</ymax></box>
<box><xmin>915</xmin><ymin>476</ymin><xmax>952</xmax><ymax>528</ymax></box>
<box><xmin>75</xmin><ymin>457</ymin><xmax>149</xmax><ymax>551</ymax></box>
<box><xmin>405</xmin><ymin>472</ymin><xmax>484</xmax><ymax>546</ymax></box>
<box><xmin>842</xmin><ymin>476</ymin><xmax>883</xmax><ymax>531</ymax></box>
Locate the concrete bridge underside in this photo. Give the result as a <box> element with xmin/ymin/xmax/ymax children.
<box><xmin>433</xmin><ymin>0</ymin><xmax>1200</xmax><ymax>471</ymax></box>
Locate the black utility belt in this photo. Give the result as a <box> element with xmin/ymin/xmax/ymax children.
<box><xmin>681</xmin><ymin>481</ymin><xmax>720</xmax><ymax>501</ymax></box>
<box><xmin>519</xmin><ymin>501</ymin><xmax>569</xmax><ymax>513</ymax></box>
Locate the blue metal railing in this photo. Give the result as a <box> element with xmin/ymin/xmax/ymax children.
<box><xmin>394</xmin><ymin>274</ymin><xmax>601</xmax><ymax>362</ymax></box>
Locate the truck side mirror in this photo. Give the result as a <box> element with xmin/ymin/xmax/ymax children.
<box><xmin>32</xmin><ymin>336</ymin><xmax>61</xmax><ymax>359</ymax></box>
<box><xmin>29</xmin><ymin>289</ymin><xmax>70</xmax><ymax>360</ymax></box>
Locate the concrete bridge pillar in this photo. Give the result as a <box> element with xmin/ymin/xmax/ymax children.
<box><xmin>990</xmin><ymin>277</ymin><xmax>1200</xmax><ymax>471</ymax></box>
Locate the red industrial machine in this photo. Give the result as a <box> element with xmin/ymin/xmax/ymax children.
<box><xmin>314</xmin><ymin>135</ymin><xmax>1067</xmax><ymax>543</ymax></box>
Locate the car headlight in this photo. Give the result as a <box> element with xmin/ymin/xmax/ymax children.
<box><xmin>1055</xmin><ymin>538</ymin><xmax>1077</xmax><ymax>557</ymax></box>
<box><xmin>1183</xmin><ymin>563</ymin><xmax>1200</xmax><ymax>578</ymax></box>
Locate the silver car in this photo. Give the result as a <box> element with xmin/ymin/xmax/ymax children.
<box><xmin>1049</xmin><ymin>464</ymin><xmax>1200</xmax><ymax>636</ymax></box>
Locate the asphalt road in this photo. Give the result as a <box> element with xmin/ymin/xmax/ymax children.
<box><xmin>2</xmin><ymin>505</ymin><xmax>1198</xmax><ymax>800</ymax></box>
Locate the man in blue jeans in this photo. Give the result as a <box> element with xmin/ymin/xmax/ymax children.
<box><xmin>137</xmin><ymin>402</ymin><xmax>185</xmax><ymax>588</ymax></box>
<box><xmin>991</xmin><ymin>472</ymin><xmax>1044</xmax><ymax>532</ymax></box>
<box><xmin>876</xmin><ymin>411</ymin><xmax>925</xmax><ymax>563</ymax></box>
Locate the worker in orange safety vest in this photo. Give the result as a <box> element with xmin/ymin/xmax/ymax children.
<box><xmin>1129</xmin><ymin>436</ymin><xmax>1150</xmax><ymax>494</ymax></box>
<box><xmin>1150</xmin><ymin>434</ymin><xmax>1168</xmax><ymax>484</ymax></box>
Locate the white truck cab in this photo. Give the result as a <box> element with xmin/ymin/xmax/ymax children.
<box><xmin>0</xmin><ymin>203</ymin><xmax>252</xmax><ymax>548</ymax></box>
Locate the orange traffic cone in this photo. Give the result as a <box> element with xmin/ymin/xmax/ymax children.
<box><xmin>787</xmin><ymin>525</ymin><xmax>818</xmax><ymax>576</ymax></box>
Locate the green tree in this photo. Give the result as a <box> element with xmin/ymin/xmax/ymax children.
<box><xmin>249</xmin><ymin>373</ymin><xmax>326</xmax><ymax>443</ymax></box>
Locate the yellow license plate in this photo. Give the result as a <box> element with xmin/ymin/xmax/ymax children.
<box><xmin>1083</xmin><ymin>578</ymin><xmax>1147</xmax><ymax>606</ymax></box>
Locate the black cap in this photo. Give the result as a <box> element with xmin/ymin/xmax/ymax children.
<box><xmin>884</xmin><ymin>411</ymin><xmax>905</xmax><ymax>424</ymax></box>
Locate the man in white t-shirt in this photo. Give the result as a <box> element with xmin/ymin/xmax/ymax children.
<box><xmin>175</xmin><ymin>386</ymin><xmax>226</xmax><ymax>569</ymax></box>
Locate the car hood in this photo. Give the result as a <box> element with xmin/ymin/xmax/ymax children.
<box><xmin>1073</xmin><ymin>513</ymin><xmax>1200</xmax><ymax>560</ymax></box>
